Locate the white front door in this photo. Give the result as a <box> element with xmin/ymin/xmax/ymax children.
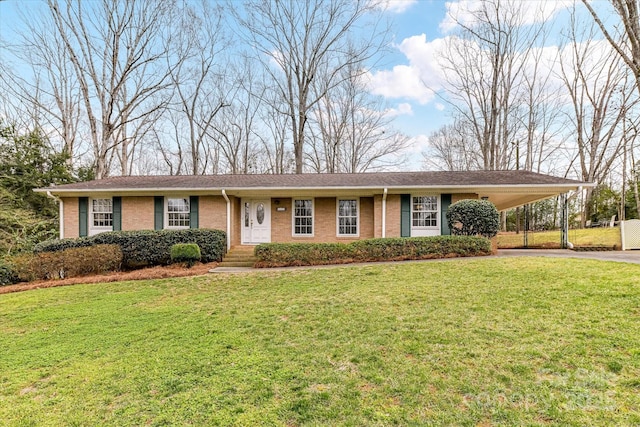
<box><xmin>242</xmin><ymin>199</ymin><xmax>271</xmax><ymax>244</ymax></box>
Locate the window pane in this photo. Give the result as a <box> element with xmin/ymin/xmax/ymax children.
<box><xmin>293</xmin><ymin>199</ymin><xmax>313</xmax><ymax>235</ymax></box>
<box><xmin>338</xmin><ymin>199</ymin><xmax>358</xmax><ymax>235</ymax></box>
<box><xmin>412</xmin><ymin>196</ymin><xmax>438</xmax><ymax>228</ymax></box>
<box><xmin>92</xmin><ymin>199</ymin><xmax>112</xmax><ymax>227</ymax></box>
<box><xmin>167</xmin><ymin>198</ymin><xmax>190</xmax><ymax>227</ymax></box>
<box><xmin>256</xmin><ymin>203</ymin><xmax>265</xmax><ymax>224</ymax></box>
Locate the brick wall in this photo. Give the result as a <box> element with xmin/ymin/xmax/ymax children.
<box><xmin>199</xmin><ymin>196</ymin><xmax>227</xmax><ymax>230</ymax></box>
<box><xmin>359</xmin><ymin>197</ymin><xmax>374</xmax><ymax>239</ymax></box>
<box><xmin>122</xmin><ymin>197</ymin><xmax>154</xmax><ymax>230</ymax></box>
<box><xmin>268</xmin><ymin>196</ymin><xmax>374</xmax><ymax>243</ymax></box>
<box><xmin>231</xmin><ymin>197</ymin><xmax>241</xmax><ymax>247</ymax></box>
<box><xmin>62</xmin><ymin>197</ymin><xmax>79</xmax><ymax>239</ymax></box>
<box><xmin>62</xmin><ymin>191</ymin><xmax>479</xmax><ymax>244</ymax></box>
<box><xmin>385</xmin><ymin>194</ymin><xmax>401</xmax><ymax>238</ymax></box>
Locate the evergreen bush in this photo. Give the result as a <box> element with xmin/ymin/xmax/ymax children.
<box><xmin>0</xmin><ymin>259</ymin><xmax>17</xmax><ymax>286</ymax></box>
<box><xmin>170</xmin><ymin>243</ymin><xmax>201</xmax><ymax>267</ymax></box>
<box><xmin>446</xmin><ymin>199</ymin><xmax>500</xmax><ymax>239</ymax></box>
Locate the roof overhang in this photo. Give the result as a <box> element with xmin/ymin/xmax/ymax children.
<box><xmin>36</xmin><ymin>182</ymin><xmax>592</xmax><ymax>211</ymax></box>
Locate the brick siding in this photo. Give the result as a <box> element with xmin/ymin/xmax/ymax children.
<box><xmin>62</xmin><ymin>197</ymin><xmax>79</xmax><ymax>239</ymax></box>
<box><xmin>122</xmin><ymin>197</ymin><xmax>154</xmax><ymax>230</ymax></box>
<box><xmin>199</xmin><ymin>196</ymin><xmax>227</xmax><ymax>230</ymax></box>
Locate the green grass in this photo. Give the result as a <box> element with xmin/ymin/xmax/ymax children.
<box><xmin>1</xmin><ymin>258</ymin><xmax>639</xmax><ymax>426</ymax></box>
<box><xmin>498</xmin><ymin>227</ymin><xmax>622</xmax><ymax>248</ymax></box>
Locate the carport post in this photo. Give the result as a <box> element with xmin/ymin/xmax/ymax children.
<box><xmin>560</xmin><ymin>193</ymin><xmax>568</xmax><ymax>249</ymax></box>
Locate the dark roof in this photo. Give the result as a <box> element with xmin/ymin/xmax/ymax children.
<box><xmin>40</xmin><ymin>170</ymin><xmax>586</xmax><ymax>191</ymax></box>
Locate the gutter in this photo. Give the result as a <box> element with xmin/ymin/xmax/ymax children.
<box><xmin>222</xmin><ymin>189</ymin><xmax>231</xmax><ymax>251</ymax></box>
<box><xmin>382</xmin><ymin>188</ymin><xmax>388</xmax><ymax>238</ymax></box>
<box><xmin>33</xmin><ymin>181</ymin><xmax>594</xmax><ymax>196</ymax></box>
<box><xmin>46</xmin><ymin>191</ymin><xmax>64</xmax><ymax>239</ymax></box>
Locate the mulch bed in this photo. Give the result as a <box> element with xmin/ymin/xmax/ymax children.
<box><xmin>0</xmin><ymin>262</ymin><xmax>218</xmax><ymax>295</ymax></box>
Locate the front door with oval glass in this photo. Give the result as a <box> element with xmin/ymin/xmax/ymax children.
<box><xmin>242</xmin><ymin>199</ymin><xmax>271</xmax><ymax>244</ymax></box>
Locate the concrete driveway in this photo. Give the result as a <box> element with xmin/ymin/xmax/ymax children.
<box><xmin>498</xmin><ymin>249</ymin><xmax>640</xmax><ymax>265</ymax></box>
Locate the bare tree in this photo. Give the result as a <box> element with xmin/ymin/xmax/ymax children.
<box><xmin>167</xmin><ymin>1</ymin><xmax>230</xmax><ymax>175</ymax></box>
<box><xmin>559</xmin><ymin>12</ymin><xmax>638</xmax><ymax>223</ymax></box>
<box><xmin>207</xmin><ymin>59</ymin><xmax>266</xmax><ymax>174</ymax></box>
<box><xmin>257</xmin><ymin>97</ymin><xmax>295</xmax><ymax>174</ymax></box>
<box><xmin>43</xmin><ymin>0</ymin><xmax>176</xmax><ymax>178</ymax></box>
<box><xmin>234</xmin><ymin>0</ymin><xmax>387</xmax><ymax>173</ymax></box>
<box><xmin>1</xmin><ymin>9</ymin><xmax>82</xmax><ymax>165</ymax></box>
<box><xmin>424</xmin><ymin>118</ymin><xmax>482</xmax><ymax>171</ymax></box>
<box><xmin>308</xmin><ymin>67</ymin><xmax>409</xmax><ymax>173</ymax></box>
<box><xmin>437</xmin><ymin>0</ymin><xmax>551</xmax><ymax>171</ymax></box>
<box><xmin>582</xmin><ymin>0</ymin><xmax>640</xmax><ymax>96</ymax></box>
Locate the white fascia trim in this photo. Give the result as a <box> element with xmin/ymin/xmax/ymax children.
<box><xmin>33</xmin><ymin>183</ymin><xmax>596</xmax><ymax>194</ymax></box>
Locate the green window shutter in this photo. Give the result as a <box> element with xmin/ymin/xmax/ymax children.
<box><xmin>189</xmin><ymin>196</ymin><xmax>199</xmax><ymax>229</ymax></box>
<box><xmin>440</xmin><ymin>194</ymin><xmax>452</xmax><ymax>235</ymax></box>
<box><xmin>401</xmin><ymin>194</ymin><xmax>411</xmax><ymax>237</ymax></box>
<box><xmin>154</xmin><ymin>196</ymin><xmax>164</xmax><ymax>230</ymax></box>
<box><xmin>79</xmin><ymin>197</ymin><xmax>88</xmax><ymax>237</ymax></box>
<box><xmin>112</xmin><ymin>197</ymin><xmax>122</xmax><ymax>231</ymax></box>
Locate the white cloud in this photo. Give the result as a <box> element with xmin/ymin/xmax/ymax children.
<box><xmin>384</xmin><ymin>102</ymin><xmax>414</xmax><ymax>117</ymax></box>
<box><xmin>440</xmin><ymin>0</ymin><xmax>573</xmax><ymax>33</ymax></box>
<box><xmin>367</xmin><ymin>34</ymin><xmax>447</xmax><ymax>104</ymax></box>
<box><xmin>380</xmin><ymin>0</ymin><xmax>418</xmax><ymax>14</ymax></box>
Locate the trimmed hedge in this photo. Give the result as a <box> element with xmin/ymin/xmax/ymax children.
<box><xmin>35</xmin><ymin>229</ymin><xmax>226</xmax><ymax>268</ymax></box>
<box><xmin>9</xmin><ymin>244</ymin><xmax>123</xmax><ymax>282</ymax></box>
<box><xmin>254</xmin><ymin>236</ymin><xmax>491</xmax><ymax>268</ymax></box>
<box><xmin>33</xmin><ymin>237</ymin><xmax>93</xmax><ymax>253</ymax></box>
<box><xmin>447</xmin><ymin>199</ymin><xmax>500</xmax><ymax>239</ymax></box>
<box><xmin>170</xmin><ymin>243</ymin><xmax>201</xmax><ymax>267</ymax></box>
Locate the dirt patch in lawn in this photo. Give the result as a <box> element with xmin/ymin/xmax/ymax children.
<box><xmin>0</xmin><ymin>262</ymin><xmax>218</xmax><ymax>295</ymax></box>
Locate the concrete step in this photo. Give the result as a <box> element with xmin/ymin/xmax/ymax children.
<box><xmin>223</xmin><ymin>255</ymin><xmax>258</xmax><ymax>262</ymax></box>
<box><xmin>218</xmin><ymin>261</ymin><xmax>256</xmax><ymax>268</ymax></box>
<box><xmin>220</xmin><ymin>246</ymin><xmax>258</xmax><ymax>268</ymax></box>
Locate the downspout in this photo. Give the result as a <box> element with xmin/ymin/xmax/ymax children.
<box><xmin>222</xmin><ymin>189</ymin><xmax>231</xmax><ymax>251</ymax></box>
<box><xmin>382</xmin><ymin>188</ymin><xmax>388</xmax><ymax>238</ymax></box>
<box><xmin>46</xmin><ymin>191</ymin><xmax>64</xmax><ymax>239</ymax></box>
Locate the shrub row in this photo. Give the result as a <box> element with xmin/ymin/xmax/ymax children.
<box><xmin>34</xmin><ymin>229</ymin><xmax>226</xmax><ymax>268</ymax></box>
<box><xmin>4</xmin><ymin>244</ymin><xmax>123</xmax><ymax>284</ymax></box>
<box><xmin>254</xmin><ymin>235</ymin><xmax>492</xmax><ymax>268</ymax></box>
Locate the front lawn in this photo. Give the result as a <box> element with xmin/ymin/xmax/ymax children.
<box><xmin>1</xmin><ymin>258</ymin><xmax>639</xmax><ymax>425</ymax></box>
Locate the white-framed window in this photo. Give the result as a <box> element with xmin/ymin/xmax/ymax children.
<box><xmin>337</xmin><ymin>198</ymin><xmax>359</xmax><ymax>236</ymax></box>
<box><xmin>412</xmin><ymin>195</ymin><xmax>439</xmax><ymax>228</ymax></box>
<box><xmin>166</xmin><ymin>197</ymin><xmax>190</xmax><ymax>228</ymax></box>
<box><xmin>90</xmin><ymin>198</ymin><xmax>113</xmax><ymax>233</ymax></box>
<box><xmin>293</xmin><ymin>198</ymin><xmax>314</xmax><ymax>236</ymax></box>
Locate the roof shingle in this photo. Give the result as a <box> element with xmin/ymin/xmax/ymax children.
<box><xmin>41</xmin><ymin>170</ymin><xmax>586</xmax><ymax>191</ymax></box>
